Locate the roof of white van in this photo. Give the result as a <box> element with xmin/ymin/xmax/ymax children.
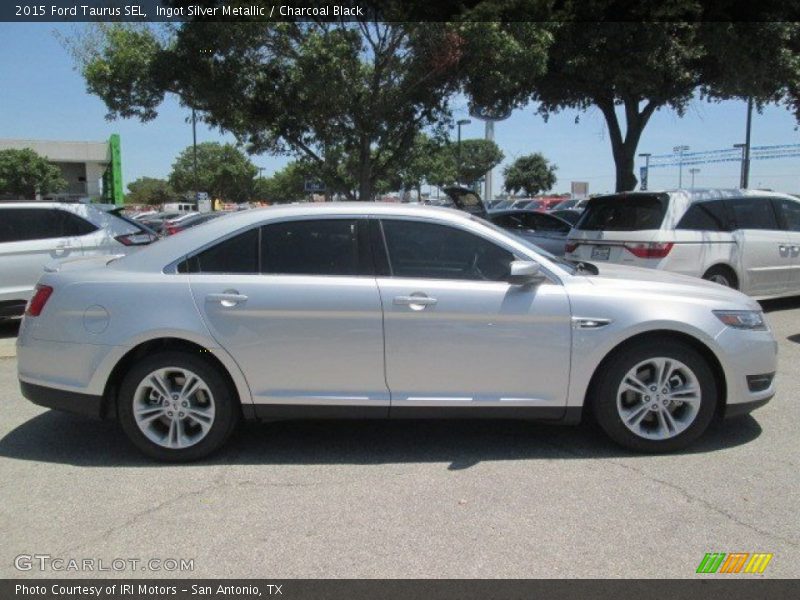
<box><xmin>596</xmin><ymin>188</ymin><xmax>796</xmax><ymax>202</ymax></box>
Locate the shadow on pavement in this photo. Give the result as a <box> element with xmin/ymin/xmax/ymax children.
<box><xmin>0</xmin><ymin>318</ymin><xmax>20</xmax><ymax>339</ymax></box>
<box><xmin>0</xmin><ymin>410</ymin><xmax>763</xmax><ymax>469</ymax></box>
<box><xmin>760</xmin><ymin>297</ymin><xmax>800</xmax><ymax>313</ymax></box>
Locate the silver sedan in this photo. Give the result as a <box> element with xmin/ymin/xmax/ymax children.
<box><xmin>16</xmin><ymin>204</ymin><xmax>777</xmax><ymax>461</ymax></box>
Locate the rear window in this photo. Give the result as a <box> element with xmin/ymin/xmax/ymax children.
<box><xmin>576</xmin><ymin>195</ymin><xmax>667</xmax><ymax>231</ymax></box>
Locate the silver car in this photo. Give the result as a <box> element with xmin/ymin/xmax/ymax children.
<box><xmin>17</xmin><ymin>204</ymin><xmax>777</xmax><ymax>461</ymax></box>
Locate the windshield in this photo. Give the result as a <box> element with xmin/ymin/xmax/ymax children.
<box><xmin>576</xmin><ymin>194</ymin><xmax>668</xmax><ymax>231</ymax></box>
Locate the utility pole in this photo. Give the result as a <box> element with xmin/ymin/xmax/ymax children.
<box><xmin>673</xmin><ymin>145</ymin><xmax>690</xmax><ymax>188</ymax></box>
<box><xmin>733</xmin><ymin>143</ymin><xmax>747</xmax><ymax>188</ymax></box>
<box><xmin>192</xmin><ymin>108</ymin><xmax>202</xmax><ymax>209</ymax></box>
<box><xmin>638</xmin><ymin>153</ymin><xmax>651</xmax><ymax>191</ymax></box>
<box><xmin>743</xmin><ymin>97</ymin><xmax>753</xmax><ymax>189</ymax></box>
<box><xmin>689</xmin><ymin>168</ymin><xmax>700</xmax><ymax>190</ymax></box>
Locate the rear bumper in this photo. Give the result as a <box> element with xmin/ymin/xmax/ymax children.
<box><xmin>20</xmin><ymin>381</ymin><xmax>104</xmax><ymax>419</ymax></box>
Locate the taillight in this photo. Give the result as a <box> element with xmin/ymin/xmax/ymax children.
<box><xmin>565</xmin><ymin>242</ymin><xmax>578</xmax><ymax>253</ymax></box>
<box><xmin>165</xmin><ymin>224</ymin><xmax>180</xmax><ymax>235</ymax></box>
<box><xmin>26</xmin><ymin>285</ymin><xmax>53</xmax><ymax>317</ymax></box>
<box><xmin>623</xmin><ymin>242</ymin><xmax>674</xmax><ymax>259</ymax></box>
<box><xmin>115</xmin><ymin>232</ymin><xmax>157</xmax><ymax>246</ymax></box>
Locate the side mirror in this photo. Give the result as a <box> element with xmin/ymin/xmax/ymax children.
<box><xmin>508</xmin><ymin>260</ymin><xmax>546</xmax><ymax>286</ymax></box>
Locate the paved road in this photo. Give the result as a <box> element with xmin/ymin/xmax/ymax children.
<box><xmin>0</xmin><ymin>301</ymin><xmax>798</xmax><ymax>579</ymax></box>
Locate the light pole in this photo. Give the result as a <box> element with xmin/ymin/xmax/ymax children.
<box><xmin>689</xmin><ymin>168</ymin><xmax>700</xmax><ymax>190</ymax></box>
<box><xmin>673</xmin><ymin>145</ymin><xmax>690</xmax><ymax>188</ymax></box>
<box><xmin>638</xmin><ymin>153</ymin><xmax>651</xmax><ymax>191</ymax></box>
<box><xmin>743</xmin><ymin>97</ymin><xmax>753</xmax><ymax>189</ymax></box>
<box><xmin>733</xmin><ymin>143</ymin><xmax>747</xmax><ymax>188</ymax></box>
<box><xmin>456</xmin><ymin>118</ymin><xmax>471</xmax><ymax>186</ymax></box>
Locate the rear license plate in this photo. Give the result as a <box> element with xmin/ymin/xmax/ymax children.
<box><xmin>591</xmin><ymin>245</ymin><xmax>611</xmax><ymax>260</ymax></box>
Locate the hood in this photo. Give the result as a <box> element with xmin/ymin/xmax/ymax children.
<box><xmin>581</xmin><ymin>262</ymin><xmax>760</xmax><ymax>309</ymax></box>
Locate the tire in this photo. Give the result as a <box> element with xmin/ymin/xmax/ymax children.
<box><xmin>702</xmin><ymin>265</ymin><xmax>738</xmax><ymax>290</ymax></box>
<box><xmin>118</xmin><ymin>351</ymin><xmax>240</xmax><ymax>461</ymax></box>
<box><xmin>591</xmin><ymin>340</ymin><xmax>717</xmax><ymax>453</ymax></box>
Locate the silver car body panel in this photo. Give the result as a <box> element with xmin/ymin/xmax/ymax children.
<box><xmin>16</xmin><ymin>203</ymin><xmax>777</xmax><ymax>418</ymax></box>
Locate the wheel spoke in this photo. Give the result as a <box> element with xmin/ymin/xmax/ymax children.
<box><xmin>657</xmin><ymin>359</ymin><xmax>673</xmax><ymax>388</ymax></box>
<box><xmin>666</xmin><ymin>386</ymin><xmax>700</xmax><ymax>403</ymax></box>
<box><xmin>148</xmin><ymin>372</ymin><xmax>172</xmax><ymax>399</ymax></box>
<box><xmin>624</xmin><ymin>404</ymin><xmax>651</xmax><ymax>428</ymax></box>
<box><xmin>186</xmin><ymin>408</ymin><xmax>214</xmax><ymax>432</ymax></box>
<box><xmin>180</xmin><ymin>375</ymin><xmax>201</xmax><ymax>402</ymax></box>
<box><xmin>623</xmin><ymin>376</ymin><xmax>649</xmax><ymax>395</ymax></box>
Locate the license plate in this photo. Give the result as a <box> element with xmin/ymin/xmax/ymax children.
<box><xmin>591</xmin><ymin>245</ymin><xmax>611</xmax><ymax>260</ymax></box>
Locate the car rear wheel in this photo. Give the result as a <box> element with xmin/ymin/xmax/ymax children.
<box><xmin>118</xmin><ymin>351</ymin><xmax>239</xmax><ymax>461</ymax></box>
<box><xmin>592</xmin><ymin>341</ymin><xmax>717</xmax><ymax>452</ymax></box>
<box><xmin>703</xmin><ymin>265</ymin><xmax>738</xmax><ymax>290</ymax></box>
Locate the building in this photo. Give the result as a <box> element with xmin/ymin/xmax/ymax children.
<box><xmin>0</xmin><ymin>135</ymin><xmax>123</xmax><ymax>204</ymax></box>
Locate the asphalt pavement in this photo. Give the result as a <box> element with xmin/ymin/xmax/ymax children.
<box><xmin>0</xmin><ymin>300</ymin><xmax>798</xmax><ymax>579</ymax></box>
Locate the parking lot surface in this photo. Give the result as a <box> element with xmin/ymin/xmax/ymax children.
<box><xmin>1</xmin><ymin>300</ymin><xmax>798</xmax><ymax>579</ymax></box>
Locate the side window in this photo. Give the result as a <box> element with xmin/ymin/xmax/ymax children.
<box><xmin>60</xmin><ymin>211</ymin><xmax>99</xmax><ymax>236</ymax></box>
<box><xmin>526</xmin><ymin>213</ymin><xmax>570</xmax><ymax>233</ymax></box>
<box><xmin>380</xmin><ymin>219</ymin><xmax>514</xmax><ymax>282</ymax></box>
<box><xmin>727</xmin><ymin>198</ymin><xmax>779</xmax><ymax>230</ymax></box>
<box><xmin>0</xmin><ymin>208</ymin><xmax>69</xmax><ymax>242</ymax></box>
<box><xmin>490</xmin><ymin>213</ymin><xmax>525</xmax><ymax>230</ymax></box>
<box><xmin>182</xmin><ymin>228</ymin><xmax>259</xmax><ymax>274</ymax></box>
<box><xmin>771</xmin><ymin>198</ymin><xmax>800</xmax><ymax>232</ymax></box>
<box><xmin>261</xmin><ymin>219</ymin><xmax>364</xmax><ymax>276</ymax></box>
<box><xmin>676</xmin><ymin>200</ymin><xmax>731</xmax><ymax>232</ymax></box>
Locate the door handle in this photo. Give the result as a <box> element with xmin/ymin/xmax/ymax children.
<box><xmin>206</xmin><ymin>292</ymin><xmax>248</xmax><ymax>307</ymax></box>
<box><xmin>394</xmin><ymin>295</ymin><xmax>438</xmax><ymax>310</ymax></box>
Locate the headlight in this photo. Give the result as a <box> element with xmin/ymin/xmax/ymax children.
<box><xmin>713</xmin><ymin>310</ymin><xmax>767</xmax><ymax>330</ymax></box>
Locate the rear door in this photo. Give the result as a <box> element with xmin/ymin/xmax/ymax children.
<box><xmin>770</xmin><ymin>196</ymin><xmax>800</xmax><ymax>293</ymax></box>
<box><xmin>187</xmin><ymin>217</ymin><xmax>389</xmax><ymax>414</ymax></box>
<box><xmin>727</xmin><ymin>197</ymin><xmax>789</xmax><ymax>296</ymax></box>
<box><xmin>0</xmin><ymin>208</ymin><xmax>84</xmax><ymax>304</ymax></box>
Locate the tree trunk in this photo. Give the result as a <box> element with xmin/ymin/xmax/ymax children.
<box><xmin>597</xmin><ymin>96</ymin><xmax>658</xmax><ymax>193</ymax></box>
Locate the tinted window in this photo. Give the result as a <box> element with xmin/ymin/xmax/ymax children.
<box><xmin>676</xmin><ymin>200</ymin><xmax>731</xmax><ymax>232</ymax></box>
<box><xmin>491</xmin><ymin>212</ymin><xmax>569</xmax><ymax>233</ymax></box>
<box><xmin>577</xmin><ymin>195</ymin><xmax>667</xmax><ymax>231</ymax></box>
<box><xmin>185</xmin><ymin>228</ymin><xmax>259</xmax><ymax>273</ymax></box>
<box><xmin>261</xmin><ymin>219</ymin><xmax>361</xmax><ymax>276</ymax></box>
<box><xmin>381</xmin><ymin>220</ymin><xmax>514</xmax><ymax>281</ymax></box>
<box><xmin>0</xmin><ymin>208</ymin><xmax>97</xmax><ymax>243</ymax></box>
<box><xmin>772</xmin><ymin>198</ymin><xmax>800</xmax><ymax>232</ymax></box>
<box><xmin>727</xmin><ymin>198</ymin><xmax>778</xmax><ymax>230</ymax></box>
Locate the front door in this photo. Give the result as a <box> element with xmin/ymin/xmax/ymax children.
<box><xmin>187</xmin><ymin>218</ymin><xmax>389</xmax><ymax>415</ymax></box>
<box><xmin>373</xmin><ymin>218</ymin><xmax>572</xmax><ymax>418</ymax></box>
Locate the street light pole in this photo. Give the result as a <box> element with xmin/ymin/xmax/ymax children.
<box><xmin>689</xmin><ymin>168</ymin><xmax>700</xmax><ymax>190</ymax></box>
<box><xmin>743</xmin><ymin>96</ymin><xmax>753</xmax><ymax>189</ymax></box>
<box><xmin>673</xmin><ymin>145</ymin><xmax>690</xmax><ymax>188</ymax></box>
<box><xmin>456</xmin><ymin>118</ymin><xmax>471</xmax><ymax>186</ymax></box>
<box><xmin>192</xmin><ymin>108</ymin><xmax>202</xmax><ymax>209</ymax></box>
<box><xmin>733</xmin><ymin>143</ymin><xmax>747</xmax><ymax>188</ymax></box>
<box><xmin>638</xmin><ymin>153</ymin><xmax>651</xmax><ymax>191</ymax></box>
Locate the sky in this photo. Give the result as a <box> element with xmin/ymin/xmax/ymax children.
<box><xmin>2</xmin><ymin>22</ymin><xmax>800</xmax><ymax>198</ymax></box>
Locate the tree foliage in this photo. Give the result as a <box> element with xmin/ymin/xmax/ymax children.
<box><xmin>169</xmin><ymin>142</ymin><xmax>258</xmax><ymax>203</ymax></box>
<box><xmin>126</xmin><ymin>176</ymin><xmax>178</xmax><ymax>205</ymax></box>
<box><xmin>0</xmin><ymin>148</ymin><xmax>67</xmax><ymax>198</ymax></box>
<box><xmin>503</xmin><ymin>153</ymin><xmax>557</xmax><ymax>197</ymax></box>
<box><xmin>254</xmin><ymin>162</ymin><xmax>315</xmax><ymax>204</ymax></box>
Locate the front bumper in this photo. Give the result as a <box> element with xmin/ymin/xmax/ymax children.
<box><xmin>20</xmin><ymin>381</ymin><xmax>104</xmax><ymax>419</ymax></box>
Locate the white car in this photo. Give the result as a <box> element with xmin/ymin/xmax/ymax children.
<box><xmin>565</xmin><ymin>189</ymin><xmax>800</xmax><ymax>299</ymax></box>
<box><xmin>0</xmin><ymin>202</ymin><xmax>157</xmax><ymax>317</ymax></box>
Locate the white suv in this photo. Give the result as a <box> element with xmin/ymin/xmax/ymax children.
<box><xmin>565</xmin><ymin>189</ymin><xmax>800</xmax><ymax>299</ymax></box>
<box><xmin>0</xmin><ymin>202</ymin><xmax>157</xmax><ymax>317</ymax></box>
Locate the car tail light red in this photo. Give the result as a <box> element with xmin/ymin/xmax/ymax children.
<box><xmin>565</xmin><ymin>242</ymin><xmax>578</xmax><ymax>253</ymax></box>
<box><xmin>26</xmin><ymin>285</ymin><xmax>53</xmax><ymax>317</ymax></box>
<box><xmin>115</xmin><ymin>232</ymin><xmax>158</xmax><ymax>246</ymax></box>
<box><xmin>623</xmin><ymin>242</ymin><xmax>674</xmax><ymax>259</ymax></box>
<box><xmin>164</xmin><ymin>223</ymin><xmax>181</xmax><ymax>236</ymax></box>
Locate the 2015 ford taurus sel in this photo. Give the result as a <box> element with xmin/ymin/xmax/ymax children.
<box><xmin>17</xmin><ymin>204</ymin><xmax>777</xmax><ymax>461</ymax></box>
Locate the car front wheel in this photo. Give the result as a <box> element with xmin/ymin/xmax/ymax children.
<box><xmin>592</xmin><ymin>341</ymin><xmax>718</xmax><ymax>452</ymax></box>
<box><xmin>118</xmin><ymin>351</ymin><xmax>239</xmax><ymax>461</ymax></box>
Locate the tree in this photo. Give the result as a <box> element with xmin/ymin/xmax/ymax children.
<box><xmin>455</xmin><ymin>139</ymin><xmax>505</xmax><ymax>186</ymax></box>
<box><xmin>456</xmin><ymin>12</ymin><xmax>800</xmax><ymax>191</ymax></box>
<box><xmin>0</xmin><ymin>148</ymin><xmax>66</xmax><ymax>198</ymax></box>
<box><xmin>503</xmin><ymin>153</ymin><xmax>557</xmax><ymax>197</ymax></box>
<box><xmin>254</xmin><ymin>162</ymin><xmax>314</xmax><ymax>205</ymax></box>
<box><xmin>169</xmin><ymin>142</ymin><xmax>258</xmax><ymax>203</ymax></box>
<box><xmin>71</xmin><ymin>21</ymin><xmax>492</xmax><ymax>201</ymax></box>
<box><xmin>126</xmin><ymin>177</ymin><xmax>177</xmax><ymax>205</ymax></box>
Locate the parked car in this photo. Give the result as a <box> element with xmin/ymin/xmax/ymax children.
<box><xmin>551</xmin><ymin>198</ymin><xmax>590</xmax><ymax>212</ymax></box>
<box><xmin>489</xmin><ymin>199</ymin><xmax>515</xmax><ymax>211</ymax></box>
<box><xmin>440</xmin><ymin>186</ymin><xmax>488</xmax><ymax>218</ymax></box>
<box><xmin>488</xmin><ymin>209</ymin><xmax>573</xmax><ymax>255</ymax></box>
<box><xmin>0</xmin><ymin>201</ymin><xmax>157</xmax><ymax>317</ymax></box>
<box><xmin>510</xmin><ymin>199</ymin><xmax>543</xmax><ymax>211</ymax></box>
<box><xmin>18</xmin><ymin>204</ymin><xmax>776</xmax><ymax>460</ymax></box>
<box><xmin>566</xmin><ymin>189</ymin><xmax>800</xmax><ymax>299</ymax></box>
<box><xmin>163</xmin><ymin>212</ymin><xmax>223</xmax><ymax>235</ymax></box>
<box><xmin>549</xmin><ymin>209</ymin><xmax>584</xmax><ymax>226</ymax></box>
<box><xmin>136</xmin><ymin>211</ymin><xmax>182</xmax><ymax>235</ymax></box>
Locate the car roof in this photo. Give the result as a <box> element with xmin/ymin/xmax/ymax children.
<box><xmin>113</xmin><ymin>202</ymin><xmax>481</xmax><ymax>272</ymax></box>
<box><xmin>589</xmin><ymin>188</ymin><xmax>798</xmax><ymax>204</ymax></box>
